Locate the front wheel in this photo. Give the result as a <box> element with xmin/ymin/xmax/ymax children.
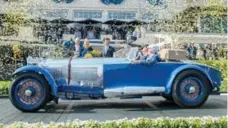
<box><xmin>9</xmin><ymin>73</ymin><xmax>49</xmax><ymax>112</ymax></box>
<box><xmin>172</xmin><ymin>70</ymin><xmax>211</xmax><ymax>108</ymax></box>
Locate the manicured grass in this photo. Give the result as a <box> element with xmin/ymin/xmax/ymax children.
<box><xmin>0</xmin><ymin>81</ymin><xmax>10</xmax><ymax>88</ymax></box>
<box><xmin>221</xmin><ymin>79</ymin><xmax>227</xmax><ymax>92</ymax></box>
<box><xmin>0</xmin><ymin>81</ymin><xmax>10</xmax><ymax>96</ymax></box>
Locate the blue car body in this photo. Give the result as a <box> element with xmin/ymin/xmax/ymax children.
<box><xmin>12</xmin><ymin>58</ymin><xmax>222</xmax><ymax>99</ymax></box>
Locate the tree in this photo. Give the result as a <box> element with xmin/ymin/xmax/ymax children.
<box><xmin>1</xmin><ymin>0</ymin><xmax>50</xmax><ymax>36</ymax></box>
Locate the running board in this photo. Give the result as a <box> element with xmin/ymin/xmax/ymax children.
<box><xmin>104</xmin><ymin>87</ymin><xmax>165</xmax><ymax>98</ymax></box>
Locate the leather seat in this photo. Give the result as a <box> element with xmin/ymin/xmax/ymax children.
<box><xmin>158</xmin><ymin>49</ymin><xmax>187</xmax><ymax>61</ymax></box>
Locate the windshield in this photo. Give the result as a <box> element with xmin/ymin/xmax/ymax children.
<box><xmin>126</xmin><ymin>47</ymin><xmax>139</xmax><ymax>60</ymax></box>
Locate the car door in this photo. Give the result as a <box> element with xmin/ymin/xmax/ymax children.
<box><xmin>103</xmin><ymin>62</ymin><xmax>179</xmax><ymax>89</ymax></box>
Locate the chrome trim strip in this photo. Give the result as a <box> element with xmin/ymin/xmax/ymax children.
<box><xmin>104</xmin><ymin>87</ymin><xmax>165</xmax><ymax>97</ymax></box>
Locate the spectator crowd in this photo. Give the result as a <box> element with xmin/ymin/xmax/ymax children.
<box><xmin>185</xmin><ymin>43</ymin><xmax>227</xmax><ymax>60</ymax></box>
<box><xmin>64</xmin><ymin>37</ymin><xmax>115</xmax><ymax>58</ymax></box>
<box><xmin>33</xmin><ymin>23</ymin><xmax>65</xmax><ymax>43</ymax></box>
<box><xmin>63</xmin><ymin>36</ymin><xmax>227</xmax><ymax>61</ymax></box>
<box><xmin>70</xmin><ymin>25</ymin><xmax>144</xmax><ymax>41</ymax></box>
<box><xmin>31</xmin><ymin>22</ymin><xmax>145</xmax><ymax>44</ymax></box>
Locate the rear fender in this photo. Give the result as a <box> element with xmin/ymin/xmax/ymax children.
<box><xmin>12</xmin><ymin>65</ymin><xmax>58</xmax><ymax>97</ymax></box>
<box><xmin>165</xmin><ymin>65</ymin><xmax>213</xmax><ymax>95</ymax></box>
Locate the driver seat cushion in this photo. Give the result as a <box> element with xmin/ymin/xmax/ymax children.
<box><xmin>158</xmin><ymin>49</ymin><xmax>187</xmax><ymax>61</ymax></box>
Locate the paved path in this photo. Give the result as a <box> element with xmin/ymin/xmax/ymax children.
<box><xmin>0</xmin><ymin>95</ymin><xmax>227</xmax><ymax>124</ymax></box>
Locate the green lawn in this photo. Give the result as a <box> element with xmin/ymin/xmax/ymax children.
<box><xmin>0</xmin><ymin>81</ymin><xmax>10</xmax><ymax>96</ymax></box>
<box><xmin>0</xmin><ymin>81</ymin><xmax>10</xmax><ymax>88</ymax></box>
<box><xmin>221</xmin><ymin>79</ymin><xmax>227</xmax><ymax>92</ymax></box>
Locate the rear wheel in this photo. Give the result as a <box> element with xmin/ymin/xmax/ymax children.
<box><xmin>172</xmin><ymin>70</ymin><xmax>211</xmax><ymax>108</ymax></box>
<box><xmin>9</xmin><ymin>73</ymin><xmax>49</xmax><ymax>112</ymax></box>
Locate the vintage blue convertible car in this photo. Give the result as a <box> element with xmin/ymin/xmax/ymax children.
<box><xmin>9</xmin><ymin>48</ymin><xmax>222</xmax><ymax>112</ymax></box>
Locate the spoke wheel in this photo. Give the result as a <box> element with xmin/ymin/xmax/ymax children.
<box><xmin>172</xmin><ymin>70</ymin><xmax>211</xmax><ymax>108</ymax></box>
<box><xmin>9</xmin><ymin>73</ymin><xmax>49</xmax><ymax>112</ymax></box>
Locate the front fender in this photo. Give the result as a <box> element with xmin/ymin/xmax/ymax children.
<box><xmin>164</xmin><ymin>64</ymin><xmax>213</xmax><ymax>95</ymax></box>
<box><xmin>12</xmin><ymin>65</ymin><xmax>58</xmax><ymax>97</ymax></box>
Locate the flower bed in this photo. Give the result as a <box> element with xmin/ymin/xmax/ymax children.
<box><xmin>0</xmin><ymin>116</ymin><xmax>227</xmax><ymax>128</ymax></box>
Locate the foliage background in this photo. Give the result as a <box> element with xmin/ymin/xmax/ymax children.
<box><xmin>196</xmin><ymin>60</ymin><xmax>227</xmax><ymax>92</ymax></box>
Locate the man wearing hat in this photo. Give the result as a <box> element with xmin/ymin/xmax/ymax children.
<box><xmin>132</xmin><ymin>45</ymin><xmax>160</xmax><ymax>65</ymax></box>
<box><xmin>135</xmin><ymin>46</ymin><xmax>148</xmax><ymax>60</ymax></box>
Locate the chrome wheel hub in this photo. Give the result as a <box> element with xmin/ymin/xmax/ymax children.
<box><xmin>25</xmin><ymin>89</ymin><xmax>32</xmax><ymax>97</ymax></box>
<box><xmin>189</xmin><ymin>86</ymin><xmax>196</xmax><ymax>94</ymax></box>
<box><xmin>180</xmin><ymin>77</ymin><xmax>201</xmax><ymax>101</ymax></box>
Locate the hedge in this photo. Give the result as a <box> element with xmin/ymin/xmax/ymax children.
<box><xmin>0</xmin><ymin>81</ymin><xmax>10</xmax><ymax>96</ymax></box>
<box><xmin>0</xmin><ymin>116</ymin><xmax>227</xmax><ymax>128</ymax></box>
<box><xmin>0</xmin><ymin>43</ymin><xmax>61</xmax><ymax>80</ymax></box>
<box><xmin>195</xmin><ymin>59</ymin><xmax>227</xmax><ymax>92</ymax></box>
